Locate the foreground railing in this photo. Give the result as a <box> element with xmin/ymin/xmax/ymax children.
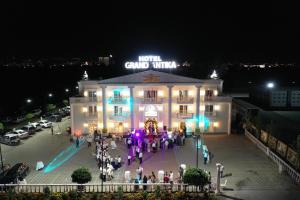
<box><xmin>245</xmin><ymin>130</ymin><xmax>300</xmax><ymax>184</ymax></box>
<box><xmin>0</xmin><ymin>183</ymin><xmax>210</xmax><ymax>193</ymax></box>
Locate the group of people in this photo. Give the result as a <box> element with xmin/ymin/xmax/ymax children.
<box><xmin>95</xmin><ymin>138</ymin><xmax>122</xmax><ymax>182</ymax></box>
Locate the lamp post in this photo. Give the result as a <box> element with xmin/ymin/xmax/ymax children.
<box><xmin>196</xmin><ymin>135</ymin><xmax>199</xmax><ymax>168</ymax></box>
<box><xmin>101</xmin><ymin>132</ymin><xmax>104</xmax><ymax>192</ymax></box>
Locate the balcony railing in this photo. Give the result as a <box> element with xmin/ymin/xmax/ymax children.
<box><xmin>86</xmin><ymin>113</ymin><xmax>98</xmax><ymax>119</ymax></box>
<box><xmin>177</xmin><ymin>113</ymin><xmax>194</xmax><ymax>119</ymax></box>
<box><xmin>70</xmin><ymin>97</ymin><xmax>100</xmax><ymax>103</ymax></box>
<box><xmin>109</xmin><ymin>112</ymin><xmax>129</xmax><ymax>121</ymax></box>
<box><xmin>177</xmin><ymin>97</ymin><xmax>194</xmax><ymax>104</ymax></box>
<box><xmin>204</xmin><ymin>96</ymin><xmax>232</xmax><ymax>102</ymax></box>
<box><xmin>108</xmin><ymin>97</ymin><xmax>128</xmax><ymax>104</ymax></box>
<box><xmin>141</xmin><ymin>97</ymin><xmax>163</xmax><ymax>104</ymax></box>
<box><xmin>204</xmin><ymin>111</ymin><xmax>216</xmax><ymax>117</ymax></box>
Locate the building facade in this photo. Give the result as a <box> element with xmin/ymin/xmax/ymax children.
<box><xmin>70</xmin><ymin>70</ymin><xmax>232</xmax><ymax>136</ymax></box>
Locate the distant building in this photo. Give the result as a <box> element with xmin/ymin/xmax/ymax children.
<box><xmin>250</xmin><ymin>87</ymin><xmax>300</xmax><ymax>109</ymax></box>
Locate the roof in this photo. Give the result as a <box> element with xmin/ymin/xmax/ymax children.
<box><xmin>95</xmin><ymin>70</ymin><xmax>222</xmax><ymax>85</ymax></box>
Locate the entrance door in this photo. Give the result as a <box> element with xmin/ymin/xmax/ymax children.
<box><xmin>144</xmin><ymin>118</ymin><xmax>158</xmax><ymax>135</ymax></box>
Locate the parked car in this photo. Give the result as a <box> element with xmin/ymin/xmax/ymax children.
<box><xmin>21</xmin><ymin>125</ymin><xmax>36</xmax><ymax>135</ymax></box>
<box><xmin>10</xmin><ymin>129</ymin><xmax>29</xmax><ymax>139</ymax></box>
<box><xmin>48</xmin><ymin>114</ymin><xmax>62</xmax><ymax>122</ymax></box>
<box><xmin>0</xmin><ymin>134</ymin><xmax>20</xmax><ymax>145</ymax></box>
<box><xmin>30</xmin><ymin>122</ymin><xmax>42</xmax><ymax>131</ymax></box>
<box><xmin>39</xmin><ymin>120</ymin><xmax>52</xmax><ymax>128</ymax></box>
<box><xmin>32</xmin><ymin>109</ymin><xmax>42</xmax><ymax>117</ymax></box>
<box><xmin>12</xmin><ymin>115</ymin><xmax>26</xmax><ymax>124</ymax></box>
<box><xmin>0</xmin><ymin>163</ymin><xmax>30</xmax><ymax>184</ymax></box>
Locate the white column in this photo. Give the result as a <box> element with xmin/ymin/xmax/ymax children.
<box><xmin>227</xmin><ymin>102</ymin><xmax>232</xmax><ymax>135</ymax></box>
<box><xmin>101</xmin><ymin>86</ymin><xmax>107</xmax><ymax>129</ymax></box>
<box><xmin>215</xmin><ymin>163</ymin><xmax>221</xmax><ymax>194</ymax></box>
<box><xmin>195</xmin><ymin>85</ymin><xmax>201</xmax><ymax>129</ymax></box>
<box><xmin>129</xmin><ymin>86</ymin><xmax>134</xmax><ymax>130</ymax></box>
<box><xmin>167</xmin><ymin>85</ymin><xmax>173</xmax><ymax>129</ymax></box>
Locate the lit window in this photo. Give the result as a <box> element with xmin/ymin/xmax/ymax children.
<box><xmin>82</xmin><ymin>107</ymin><xmax>88</xmax><ymax>112</ymax></box>
<box><xmin>213</xmin><ymin>122</ymin><xmax>219</xmax><ymax>127</ymax></box>
<box><xmin>214</xmin><ymin>105</ymin><xmax>220</xmax><ymax>110</ymax></box>
<box><xmin>83</xmin><ymin>123</ymin><xmax>88</xmax><ymax>127</ymax></box>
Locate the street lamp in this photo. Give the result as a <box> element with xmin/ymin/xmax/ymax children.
<box><xmin>266</xmin><ymin>82</ymin><xmax>275</xmax><ymax>89</ymax></box>
<box><xmin>65</xmin><ymin>88</ymin><xmax>69</xmax><ymax>93</ymax></box>
<box><xmin>26</xmin><ymin>98</ymin><xmax>32</xmax><ymax>103</ymax></box>
<box><xmin>76</xmin><ymin>86</ymin><xmax>79</xmax><ymax>89</ymax></box>
<box><xmin>48</xmin><ymin>93</ymin><xmax>53</xmax><ymax>97</ymax></box>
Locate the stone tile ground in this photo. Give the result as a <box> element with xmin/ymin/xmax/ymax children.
<box><xmin>2</xmin><ymin>124</ymin><xmax>300</xmax><ymax>199</ymax></box>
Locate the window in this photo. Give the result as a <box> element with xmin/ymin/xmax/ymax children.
<box><xmin>179</xmin><ymin>90</ymin><xmax>188</xmax><ymax>99</ymax></box>
<box><xmin>205</xmin><ymin>105</ymin><xmax>214</xmax><ymax>112</ymax></box>
<box><xmin>144</xmin><ymin>90</ymin><xmax>157</xmax><ymax>99</ymax></box>
<box><xmin>88</xmin><ymin>91</ymin><xmax>96</xmax><ymax>98</ymax></box>
<box><xmin>179</xmin><ymin>105</ymin><xmax>188</xmax><ymax>114</ymax></box>
<box><xmin>114</xmin><ymin>106</ymin><xmax>123</xmax><ymax>116</ymax></box>
<box><xmin>114</xmin><ymin>91</ymin><xmax>121</xmax><ymax>99</ymax></box>
<box><xmin>88</xmin><ymin>106</ymin><xmax>97</xmax><ymax>116</ymax></box>
<box><xmin>205</xmin><ymin>90</ymin><xmax>213</xmax><ymax>99</ymax></box>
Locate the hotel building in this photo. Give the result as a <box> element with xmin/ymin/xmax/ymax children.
<box><xmin>70</xmin><ymin>70</ymin><xmax>232</xmax><ymax>136</ymax></box>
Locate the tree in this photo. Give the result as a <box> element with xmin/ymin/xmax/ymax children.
<box><xmin>25</xmin><ymin>113</ymin><xmax>34</xmax><ymax>120</ymax></box>
<box><xmin>183</xmin><ymin>167</ymin><xmax>209</xmax><ymax>191</ymax></box>
<box><xmin>0</xmin><ymin>122</ymin><xmax>4</xmax><ymax>131</ymax></box>
<box><xmin>46</xmin><ymin>104</ymin><xmax>56</xmax><ymax>112</ymax></box>
<box><xmin>296</xmin><ymin>135</ymin><xmax>300</xmax><ymax>155</ymax></box>
<box><xmin>63</xmin><ymin>100</ymin><xmax>69</xmax><ymax>106</ymax></box>
<box><xmin>71</xmin><ymin>168</ymin><xmax>92</xmax><ymax>184</ymax></box>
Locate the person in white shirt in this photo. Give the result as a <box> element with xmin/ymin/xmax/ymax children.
<box><xmin>128</xmin><ymin>154</ymin><xmax>131</xmax><ymax>165</ymax></box>
<box><xmin>139</xmin><ymin>151</ymin><xmax>143</xmax><ymax>164</ymax></box>
<box><xmin>165</xmin><ymin>139</ymin><xmax>169</xmax><ymax>149</ymax></box>
<box><xmin>169</xmin><ymin>171</ymin><xmax>174</xmax><ymax>186</ymax></box>
<box><xmin>117</xmin><ymin>156</ymin><xmax>122</xmax><ymax>168</ymax></box>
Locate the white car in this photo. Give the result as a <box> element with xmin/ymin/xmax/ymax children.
<box><xmin>30</xmin><ymin>122</ymin><xmax>42</xmax><ymax>131</ymax></box>
<box><xmin>39</xmin><ymin>120</ymin><xmax>52</xmax><ymax>128</ymax></box>
<box><xmin>10</xmin><ymin>129</ymin><xmax>29</xmax><ymax>139</ymax></box>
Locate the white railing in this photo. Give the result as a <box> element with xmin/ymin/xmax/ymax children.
<box><xmin>0</xmin><ymin>183</ymin><xmax>208</xmax><ymax>193</ymax></box>
<box><xmin>245</xmin><ymin>130</ymin><xmax>300</xmax><ymax>184</ymax></box>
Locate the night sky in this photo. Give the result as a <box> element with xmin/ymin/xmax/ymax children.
<box><xmin>1</xmin><ymin>2</ymin><xmax>298</xmax><ymax>62</ymax></box>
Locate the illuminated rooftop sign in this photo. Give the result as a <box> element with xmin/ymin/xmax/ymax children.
<box><xmin>125</xmin><ymin>55</ymin><xmax>177</xmax><ymax>69</ymax></box>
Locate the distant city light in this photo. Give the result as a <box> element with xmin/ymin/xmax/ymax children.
<box><xmin>76</xmin><ymin>86</ymin><xmax>79</xmax><ymax>89</ymax></box>
<box><xmin>65</xmin><ymin>89</ymin><xmax>69</xmax><ymax>92</ymax></box>
<box><xmin>109</xmin><ymin>54</ymin><xmax>113</xmax><ymax>58</ymax></box>
<box><xmin>266</xmin><ymin>82</ymin><xmax>275</xmax><ymax>89</ymax></box>
<box><xmin>49</xmin><ymin>93</ymin><xmax>53</xmax><ymax>97</ymax></box>
<box><xmin>26</xmin><ymin>99</ymin><xmax>32</xmax><ymax>103</ymax></box>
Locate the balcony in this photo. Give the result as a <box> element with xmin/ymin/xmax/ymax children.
<box><xmin>70</xmin><ymin>97</ymin><xmax>100</xmax><ymax>103</ymax></box>
<box><xmin>108</xmin><ymin>97</ymin><xmax>128</xmax><ymax>104</ymax></box>
<box><xmin>177</xmin><ymin>113</ymin><xmax>194</xmax><ymax>119</ymax></box>
<box><xmin>140</xmin><ymin>97</ymin><xmax>164</xmax><ymax>104</ymax></box>
<box><xmin>204</xmin><ymin>111</ymin><xmax>217</xmax><ymax>117</ymax></box>
<box><xmin>109</xmin><ymin>112</ymin><xmax>129</xmax><ymax>121</ymax></box>
<box><xmin>204</xmin><ymin>96</ymin><xmax>232</xmax><ymax>102</ymax></box>
<box><xmin>86</xmin><ymin>113</ymin><xmax>98</xmax><ymax>120</ymax></box>
<box><xmin>177</xmin><ymin>97</ymin><xmax>194</xmax><ymax>104</ymax></box>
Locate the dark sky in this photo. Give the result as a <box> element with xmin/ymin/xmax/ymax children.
<box><xmin>1</xmin><ymin>2</ymin><xmax>299</xmax><ymax>62</ymax></box>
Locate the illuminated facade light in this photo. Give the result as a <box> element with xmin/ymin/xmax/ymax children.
<box><xmin>199</xmin><ymin>122</ymin><xmax>205</xmax><ymax>127</ymax></box>
<box><xmin>157</xmin><ymin>105</ymin><xmax>163</xmax><ymax>111</ymax></box>
<box><xmin>124</xmin><ymin>123</ymin><xmax>129</xmax><ymax>128</ymax></box>
<box><xmin>158</xmin><ymin>90</ymin><xmax>164</xmax><ymax>97</ymax></box>
<box><xmin>121</xmin><ymin>90</ymin><xmax>129</xmax><ymax>96</ymax></box>
<box><xmin>96</xmin><ymin>91</ymin><xmax>102</xmax><ymax>96</ymax></box>
<box><xmin>109</xmin><ymin>122</ymin><xmax>114</xmax><ymax>128</ymax></box>
<box><xmin>213</xmin><ymin>122</ymin><xmax>219</xmax><ymax>127</ymax></box>
<box><xmin>173</xmin><ymin>90</ymin><xmax>179</xmax><ymax>96</ymax></box>
<box><xmin>97</xmin><ymin>123</ymin><xmax>103</xmax><ymax>129</ymax></box>
<box><xmin>188</xmin><ymin>90</ymin><xmax>194</xmax><ymax>96</ymax></box>
<box><xmin>83</xmin><ymin>123</ymin><xmax>88</xmax><ymax>127</ymax></box>
<box><xmin>214</xmin><ymin>90</ymin><xmax>218</xmax><ymax>96</ymax></box>
<box><xmin>139</xmin><ymin>122</ymin><xmax>144</xmax><ymax>128</ymax></box>
<box><xmin>82</xmin><ymin>107</ymin><xmax>88</xmax><ymax>112</ymax></box>
<box><xmin>200</xmin><ymin>90</ymin><xmax>205</xmax><ymax>96</ymax></box>
<box><xmin>173</xmin><ymin>122</ymin><xmax>179</xmax><ymax>127</ymax></box>
<box><xmin>96</xmin><ymin>106</ymin><xmax>102</xmax><ymax>112</ymax></box>
<box><xmin>139</xmin><ymin>106</ymin><xmax>145</xmax><ymax>111</ymax></box>
<box><xmin>138</xmin><ymin>91</ymin><xmax>144</xmax><ymax>97</ymax></box>
<box><xmin>123</xmin><ymin>106</ymin><xmax>129</xmax><ymax>112</ymax></box>
<box><xmin>200</xmin><ymin>105</ymin><xmax>205</xmax><ymax>111</ymax></box>
<box><xmin>84</xmin><ymin>91</ymin><xmax>88</xmax><ymax>97</ymax></box>
<box><xmin>214</xmin><ymin>105</ymin><xmax>220</xmax><ymax>111</ymax></box>
<box><xmin>158</xmin><ymin>122</ymin><xmax>163</xmax><ymax>128</ymax></box>
<box><xmin>108</xmin><ymin>91</ymin><xmax>113</xmax><ymax>97</ymax></box>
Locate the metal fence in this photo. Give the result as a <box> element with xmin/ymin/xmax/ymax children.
<box><xmin>245</xmin><ymin>130</ymin><xmax>300</xmax><ymax>184</ymax></box>
<box><xmin>0</xmin><ymin>183</ymin><xmax>208</xmax><ymax>193</ymax></box>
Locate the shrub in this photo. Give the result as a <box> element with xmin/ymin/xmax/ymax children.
<box><xmin>154</xmin><ymin>185</ymin><xmax>161</xmax><ymax>199</ymax></box>
<box><xmin>0</xmin><ymin>122</ymin><xmax>4</xmax><ymax>131</ymax></box>
<box><xmin>49</xmin><ymin>193</ymin><xmax>63</xmax><ymax>200</ymax></box>
<box><xmin>61</xmin><ymin>193</ymin><xmax>69</xmax><ymax>200</ymax></box>
<box><xmin>25</xmin><ymin>113</ymin><xmax>34</xmax><ymax>120</ymax></box>
<box><xmin>167</xmin><ymin>127</ymin><xmax>172</xmax><ymax>132</ymax></box>
<box><xmin>63</xmin><ymin>100</ymin><xmax>69</xmax><ymax>106</ymax></box>
<box><xmin>71</xmin><ymin>168</ymin><xmax>92</xmax><ymax>184</ymax></box>
<box><xmin>47</xmin><ymin>104</ymin><xmax>56</xmax><ymax>112</ymax></box>
<box><xmin>195</xmin><ymin>128</ymin><xmax>201</xmax><ymax>135</ymax></box>
<box><xmin>102</xmin><ymin>128</ymin><xmax>108</xmax><ymax>134</ymax></box>
<box><xmin>68</xmin><ymin>190</ymin><xmax>78</xmax><ymax>200</ymax></box>
<box><xmin>114</xmin><ymin>186</ymin><xmax>123</xmax><ymax>200</ymax></box>
<box><xmin>43</xmin><ymin>186</ymin><xmax>51</xmax><ymax>197</ymax></box>
<box><xmin>183</xmin><ymin>167</ymin><xmax>209</xmax><ymax>191</ymax></box>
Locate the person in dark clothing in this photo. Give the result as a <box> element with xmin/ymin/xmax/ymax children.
<box><xmin>76</xmin><ymin>137</ymin><xmax>80</xmax><ymax>148</ymax></box>
<box><xmin>143</xmin><ymin>175</ymin><xmax>148</xmax><ymax>190</ymax></box>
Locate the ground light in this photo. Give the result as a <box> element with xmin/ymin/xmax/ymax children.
<box><xmin>43</xmin><ymin>138</ymin><xmax>85</xmax><ymax>173</ymax></box>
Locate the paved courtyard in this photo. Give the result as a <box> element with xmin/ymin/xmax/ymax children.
<box><xmin>2</xmin><ymin>123</ymin><xmax>300</xmax><ymax>199</ymax></box>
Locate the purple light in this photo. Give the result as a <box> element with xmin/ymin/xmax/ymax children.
<box><xmin>136</xmin><ymin>132</ymin><xmax>140</xmax><ymax>137</ymax></box>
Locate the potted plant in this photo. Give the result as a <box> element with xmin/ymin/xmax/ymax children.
<box><xmin>71</xmin><ymin>168</ymin><xmax>92</xmax><ymax>191</ymax></box>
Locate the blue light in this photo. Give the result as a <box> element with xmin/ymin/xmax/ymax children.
<box><xmin>43</xmin><ymin>139</ymin><xmax>85</xmax><ymax>173</ymax></box>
